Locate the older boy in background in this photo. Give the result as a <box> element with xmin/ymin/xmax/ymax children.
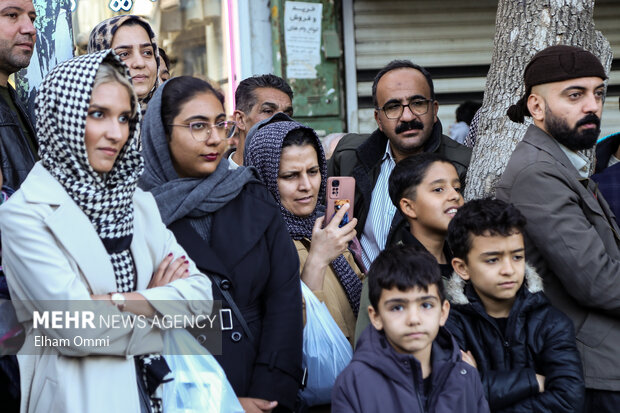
<box><xmin>445</xmin><ymin>199</ymin><xmax>584</xmax><ymax>412</ymax></box>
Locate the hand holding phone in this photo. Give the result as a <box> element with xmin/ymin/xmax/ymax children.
<box><xmin>324</xmin><ymin>177</ymin><xmax>355</xmax><ymax>227</ymax></box>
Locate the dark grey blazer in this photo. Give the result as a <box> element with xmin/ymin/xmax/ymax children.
<box><xmin>496</xmin><ymin>124</ymin><xmax>620</xmax><ymax>391</ymax></box>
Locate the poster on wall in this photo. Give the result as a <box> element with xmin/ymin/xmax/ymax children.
<box><xmin>15</xmin><ymin>0</ymin><xmax>74</xmax><ymax>120</ymax></box>
<box><xmin>284</xmin><ymin>1</ymin><xmax>323</xmax><ymax>79</ymax></box>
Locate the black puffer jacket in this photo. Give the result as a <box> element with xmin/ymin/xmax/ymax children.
<box><xmin>0</xmin><ymin>85</ymin><xmax>37</xmax><ymax>190</ymax></box>
<box><xmin>444</xmin><ymin>266</ymin><xmax>584</xmax><ymax>412</ymax></box>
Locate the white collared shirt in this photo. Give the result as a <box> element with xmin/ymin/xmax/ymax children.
<box><xmin>608</xmin><ymin>155</ymin><xmax>620</xmax><ymax>168</ymax></box>
<box><xmin>558</xmin><ymin>143</ymin><xmax>590</xmax><ymax>178</ymax></box>
<box><xmin>360</xmin><ymin>142</ymin><xmax>397</xmax><ymax>269</ymax></box>
<box><xmin>228</xmin><ymin>150</ymin><xmax>240</xmax><ymax>170</ymax></box>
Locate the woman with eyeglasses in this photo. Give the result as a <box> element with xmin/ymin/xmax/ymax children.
<box><xmin>139</xmin><ymin>76</ymin><xmax>303</xmax><ymax>413</ymax></box>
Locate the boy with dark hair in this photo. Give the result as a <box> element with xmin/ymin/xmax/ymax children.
<box><xmin>445</xmin><ymin>199</ymin><xmax>584</xmax><ymax>412</ymax></box>
<box><xmin>386</xmin><ymin>152</ymin><xmax>462</xmax><ymax>278</ymax></box>
<box><xmin>355</xmin><ymin>153</ymin><xmax>463</xmax><ymax>342</ymax></box>
<box><xmin>333</xmin><ymin>245</ymin><xmax>489</xmax><ymax>413</ymax></box>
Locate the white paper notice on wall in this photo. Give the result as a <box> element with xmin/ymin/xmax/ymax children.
<box><xmin>284</xmin><ymin>1</ymin><xmax>323</xmax><ymax>79</ymax></box>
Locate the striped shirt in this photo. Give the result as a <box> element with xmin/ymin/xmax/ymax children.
<box><xmin>360</xmin><ymin>142</ymin><xmax>397</xmax><ymax>269</ymax></box>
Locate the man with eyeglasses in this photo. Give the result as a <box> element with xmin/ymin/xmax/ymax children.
<box><xmin>328</xmin><ymin>59</ymin><xmax>471</xmax><ymax>269</ymax></box>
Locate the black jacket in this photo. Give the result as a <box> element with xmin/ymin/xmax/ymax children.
<box><xmin>0</xmin><ymin>85</ymin><xmax>37</xmax><ymax>190</ymax></box>
<box><xmin>327</xmin><ymin>121</ymin><xmax>471</xmax><ymax>235</ymax></box>
<box><xmin>444</xmin><ymin>266</ymin><xmax>585</xmax><ymax>412</ymax></box>
<box><xmin>169</xmin><ymin>182</ymin><xmax>303</xmax><ymax>412</ymax></box>
<box><xmin>332</xmin><ymin>325</ymin><xmax>489</xmax><ymax>413</ymax></box>
<box><xmin>592</xmin><ymin>132</ymin><xmax>620</xmax><ymax>221</ymax></box>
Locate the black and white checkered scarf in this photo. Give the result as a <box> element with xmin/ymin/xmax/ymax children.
<box><xmin>36</xmin><ymin>50</ymin><xmax>143</xmax><ymax>292</ymax></box>
<box><xmin>36</xmin><ymin>50</ymin><xmax>167</xmax><ymax>413</ymax></box>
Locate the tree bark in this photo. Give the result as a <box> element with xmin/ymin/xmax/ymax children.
<box><xmin>464</xmin><ymin>0</ymin><xmax>612</xmax><ymax>200</ymax></box>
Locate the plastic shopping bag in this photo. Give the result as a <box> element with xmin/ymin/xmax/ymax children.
<box><xmin>299</xmin><ymin>281</ymin><xmax>353</xmax><ymax>406</ymax></box>
<box><xmin>162</xmin><ymin>329</ymin><xmax>244</xmax><ymax>413</ymax></box>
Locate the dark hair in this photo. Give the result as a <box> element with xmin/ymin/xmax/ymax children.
<box><xmin>456</xmin><ymin>101</ymin><xmax>482</xmax><ymax>125</ymax></box>
<box><xmin>161</xmin><ymin>76</ymin><xmax>225</xmax><ymax>138</ymax></box>
<box><xmin>368</xmin><ymin>245</ymin><xmax>445</xmax><ymax>311</ymax></box>
<box><xmin>235</xmin><ymin>74</ymin><xmax>294</xmax><ymax>114</ymax></box>
<box><xmin>372</xmin><ymin>60</ymin><xmax>435</xmax><ymax>108</ymax></box>
<box><xmin>447</xmin><ymin>198</ymin><xmax>527</xmax><ymax>261</ymax></box>
<box><xmin>388</xmin><ymin>153</ymin><xmax>457</xmax><ymax>208</ymax></box>
<box><xmin>158</xmin><ymin>47</ymin><xmax>171</xmax><ymax>69</ymax></box>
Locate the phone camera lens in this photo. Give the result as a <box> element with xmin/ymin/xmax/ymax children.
<box><xmin>332</xmin><ymin>180</ymin><xmax>340</xmax><ymax>187</ymax></box>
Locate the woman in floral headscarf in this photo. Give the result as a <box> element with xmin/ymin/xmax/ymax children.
<box><xmin>0</xmin><ymin>51</ymin><xmax>211</xmax><ymax>413</ymax></box>
<box><xmin>88</xmin><ymin>15</ymin><xmax>160</xmax><ymax>112</ymax></box>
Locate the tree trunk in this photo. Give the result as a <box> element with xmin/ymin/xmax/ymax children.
<box><xmin>464</xmin><ymin>0</ymin><xmax>612</xmax><ymax>200</ymax></box>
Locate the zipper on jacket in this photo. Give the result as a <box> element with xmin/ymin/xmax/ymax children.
<box><xmin>410</xmin><ymin>358</ymin><xmax>427</xmax><ymax>412</ymax></box>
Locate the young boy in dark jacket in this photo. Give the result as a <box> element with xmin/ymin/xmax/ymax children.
<box><xmin>332</xmin><ymin>245</ymin><xmax>489</xmax><ymax>413</ymax></box>
<box><xmin>445</xmin><ymin>199</ymin><xmax>584</xmax><ymax>412</ymax></box>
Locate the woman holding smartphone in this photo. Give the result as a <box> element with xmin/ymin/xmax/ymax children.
<box><xmin>139</xmin><ymin>76</ymin><xmax>303</xmax><ymax>413</ymax></box>
<box><xmin>245</xmin><ymin>115</ymin><xmax>364</xmax><ymax>345</ymax></box>
<box><xmin>0</xmin><ymin>51</ymin><xmax>211</xmax><ymax>413</ymax></box>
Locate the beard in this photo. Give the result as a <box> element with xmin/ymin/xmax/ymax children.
<box><xmin>544</xmin><ymin>106</ymin><xmax>600</xmax><ymax>151</ymax></box>
<box><xmin>0</xmin><ymin>38</ymin><xmax>35</xmax><ymax>78</ymax></box>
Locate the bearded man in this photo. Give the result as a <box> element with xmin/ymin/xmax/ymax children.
<box><xmin>497</xmin><ymin>45</ymin><xmax>620</xmax><ymax>412</ymax></box>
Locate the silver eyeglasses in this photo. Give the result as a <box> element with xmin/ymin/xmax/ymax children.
<box><xmin>169</xmin><ymin>120</ymin><xmax>236</xmax><ymax>141</ymax></box>
<box><xmin>377</xmin><ymin>99</ymin><xmax>432</xmax><ymax>119</ymax></box>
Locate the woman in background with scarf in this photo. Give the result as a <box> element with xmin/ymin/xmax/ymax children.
<box><xmin>0</xmin><ymin>51</ymin><xmax>211</xmax><ymax>413</ymax></box>
<box><xmin>139</xmin><ymin>76</ymin><xmax>303</xmax><ymax>413</ymax></box>
<box><xmin>88</xmin><ymin>15</ymin><xmax>159</xmax><ymax>113</ymax></box>
<box><xmin>245</xmin><ymin>116</ymin><xmax>364</xmax><ymax>345</ymax></box>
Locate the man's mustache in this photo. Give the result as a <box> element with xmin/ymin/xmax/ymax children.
<box><xmin>576</xmin><ymin>114</ymin><xmax>600</xmax><ymax>128</ymax></box>
<box><xmin>395</xmin><ymin>120</ymin><xmax>424</xmax><ymax>134</ymax></box>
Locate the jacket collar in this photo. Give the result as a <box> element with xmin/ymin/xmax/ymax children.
<box><xmin>18</xmin><ymin>163</ymin><xmax>127</xmax><ymax>294</ymax></box>
<box><xmin>356</xmin><ymin>119</ymin><xmax>444</xmax><ymax>169</ymax></box>
<box><xmin>522</xmin><ymin>125</ymin><xmax>585</xmax><ymax>181</ymax></box>
<box><xmin>354</xmin><ymin>323</ymin><xmax>460</xmax><ymax>386</ymax></box>
<box><xmin>21</xmin><ymin>162</ymin><xmax>72</xmax><ymax>204</ymax></box>
<box><xmin>444</xmin><ymin>262</ymin><xmax>544</xmax><ymax>306</ymax></box>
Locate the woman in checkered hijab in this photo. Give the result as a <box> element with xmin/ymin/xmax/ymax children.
<box><xmin>0</xmin><ymin>50</ymin><xmax>211</xmax><ymax>413</ymax></box>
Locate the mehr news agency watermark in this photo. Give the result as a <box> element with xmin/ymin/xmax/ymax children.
<box><xmin>3</xmin><ymin>300</ymin><xmax>228</xmax><ymax>355</ymax></box>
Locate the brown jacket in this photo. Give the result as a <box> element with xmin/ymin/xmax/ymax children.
<box><xmin>496</xmin><ymin>124</ymin><xmax>620</xmax><ymax>391</ymax></box>
<box><xmin>295</xmin><ymin>239</ymin><xmax>364</xmax><ymax>345</ymax></box>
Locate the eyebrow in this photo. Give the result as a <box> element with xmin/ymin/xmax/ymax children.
<box><xmin>88</xmin><ymin>104</ymin><xmax>131</xmax><ymax>113</ymax></box>
<box><xmin>280</xmin><ymin>164</ymin><xmax>320</xmax><ymax>174</ymax></box>
<box><xmin>114</xmin><ymin>43</ymin><xmax>152</xmax><ymax>51</ymax></box>
<box><xmin>1</xmin><ymin>6</ymin><xmax>29</xmax><ymax>13</ymax></box>
<box><xmin>184</xmin><ymin>112</ymin><xmax>226</xmax><ymax>123</ymax></box>
<box><xmin>383</xmin><ymin>94</ymin><xmax>427</xmax><ymax>106</ymax></box>
<box><xmin>562</xmin><ymin>83</ymin><xmax>606</xmax><ymax>93</ymax></box>
<box><xmin>384</xmin><ymin>295</ymin><xmax>438</xmax><ymax>305</ymax></box>
<box><xmin>480</xmin><ymin>247</ymin><xmax>525</xmax><ymax>257</ymax></box>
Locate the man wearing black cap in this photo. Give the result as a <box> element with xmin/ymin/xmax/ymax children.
<box><xmin>497</xmin><ymin>45</ymin><xmax>620</xmax><ymax>411</ymax></box>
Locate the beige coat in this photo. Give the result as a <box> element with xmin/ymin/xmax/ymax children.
<box><xmin>0</xmin><ymin>163</ymin><xmax>212</xmax><ymax>413</ymax></box>
<box><xmin>295</xmin><ymin>239</ymin><xmax>364</xmax><ymax>345</ymax></box>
